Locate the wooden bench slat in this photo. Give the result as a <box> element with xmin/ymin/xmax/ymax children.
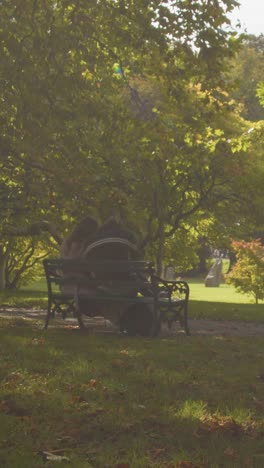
<box><xmin>45</xmin><ymin>259</ymin><xmax>152</xmax><ymax>273</ymax></box>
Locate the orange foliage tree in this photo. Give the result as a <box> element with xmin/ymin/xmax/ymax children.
<box><xmin>226</xmin><ymin>239</ymin><xmax>264</xmax><ymax>304</ymax></box>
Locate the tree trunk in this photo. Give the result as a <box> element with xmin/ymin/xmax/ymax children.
<box><xmin>226</xmin><ymin>251</ymin><xmax>236</xmax><ymax>274</ymax></box>
<box><xmin>156</xmin><ymin>221</ymin><xmax>165</xmax><ymax>276</ymax></box>
<box><xmin>0</xmin><ymin>245</ymin><xmax>9</xmax><ymax>291</ymax></box>
<box><xmin>197</xmin><ymin>239</ymin><xmax>211</xmax><ymax>275</ymax></box>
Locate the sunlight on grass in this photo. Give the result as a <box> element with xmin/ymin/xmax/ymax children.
<box><xmin>177</xmin><ymin>400</ymin><xmax>207</xmax><ymax>420</ymax></box>
<box><xmin>65</xmin><ymin>357</ymin><xmax>93</xmax><ymax>381</ymax></box>
<box><xmin>220</xmin><ymin>407</ymin><xmax>254</xmax><ymax>424</ymax></box>
<box><xmin>188</xmin><ymin>280</ymin><xmax>256</xmax><ymax>304</ymax></box>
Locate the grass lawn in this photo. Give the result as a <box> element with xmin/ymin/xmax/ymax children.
<box><xmin>0</xmin><ymin>317</ymin><xmax>264</xmax><ymax>467</ymax></box>
<box><xmin>1</xmin><ymin>277</ymin><xmax>263</xmax><ymax>323</ymax></box>
<box><xmin>187</xmin><ymin>279</ymin><xmax>264</xmax><ymax>323</ymax></box>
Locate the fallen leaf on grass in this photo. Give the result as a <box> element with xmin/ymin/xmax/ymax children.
<box><xmin>150</xmin><ymin>448</ymin><xmax>166</xmax><ymax>459</ymax></box>
<box><xmin>64</xmin><ymin>325</ymin><xmax>79</xmax><ymax>330</ymax></box>
<box><xmin>196</xmin><ymin>415</ymin><xmax>243</xmax><ymax>436</ymax></box>
<box><xmin>39</xmin><ymin>451</ymin><xmax>70</xmax><ymax>462</ymax></box>
<box><xmin>56</xmin><ymin>436</ymin><xmax>75</xmax><ymax>443</ymax></box>
<box><xmin>196</xmin><ymin>415</ymin><xmax>261</xmax><ymax>439</ymax></box>
<box><xmin>114</xmin><ymin>464</ymin><xmax>130</xmax><ymax>468</ymax></box>
<box><xmin>120</xmin><ymin>349</ymin><xmax>130</xmax><ymax>356</ymax></box>
<box><xmin>6</xmin><ymin>371</ymin><xmax>24</xmax><ymax>382</ymax></box>
<box><xmin>176</xmin><ymin>462</ymin><xmax>201</xmax><ymax>468</ymax></box>
<box><xmin>224</xmin><ymin>447</ymin><xmax>237</xmax><ymax>458</ymax></box>
<box><xmin>31</xmin><ymin>337</ymin><xmax>46</xmax><ymax>345</ymax></box>
<box><xmin>89</xmin><ymin>379</ymin><xmax>97</xmax><ymax>387</ymax></box>
<box><xmin>132</xmin><ymin>403</ymin><xmax>146</xmax><ymax>410</ymax></box>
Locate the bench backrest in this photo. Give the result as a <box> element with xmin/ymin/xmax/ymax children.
<box><xmin>83</xmin><ymin>237</ymin><xmax>141</xmax><ymax>260</ymax></box>
<box><xmin>43</xmin><ymin>258</ymin><xmax>153</xmax><ymax>274</ymax></box>
<box><xmin>43</xmin><ymin>259</ymin><xmax>155</xmax><ymax>294</ymax></box>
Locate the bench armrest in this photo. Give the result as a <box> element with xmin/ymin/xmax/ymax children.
<box><xmin>151</xmin><ymin>275</ymin><xmax>189</xmax><ymax>300</ymax></box>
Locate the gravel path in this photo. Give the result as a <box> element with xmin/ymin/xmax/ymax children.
<box><xmin>1</xmin><ymin>307</ymin><xmax>264</xmax><ymax>336</ymax></box>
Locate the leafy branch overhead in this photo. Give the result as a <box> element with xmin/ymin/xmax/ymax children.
<box><xmin>0</xmin><ymin>0</ymin><xmax>264</xmax><ymax>280</ymax></box>
<box><xmin>6</xmin><ymin>222</ymin><xmax>62</xmax><ymax>245</ymax></box>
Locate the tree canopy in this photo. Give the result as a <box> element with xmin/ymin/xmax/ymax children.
<box><xmin>230</xmin><ymin>34</ymin><xmax>264</xmax><ymax>121</ymax></box>
<box><xmin>1</xmin><ymin>0</ymin><xmax>264</xmax><ymax>284</ymax></box>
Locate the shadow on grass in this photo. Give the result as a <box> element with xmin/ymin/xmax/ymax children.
<box><xmin>189</xmin><ymin>300</ymin><xmax>264</xmax><ymax>322</ymax></box>
<box><xmin>0</xmin><ymin>322</ymin><xmax>264</xmax><ymax>466</ymax></box>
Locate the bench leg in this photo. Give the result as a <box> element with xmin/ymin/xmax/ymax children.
<box><xmin>166</xmin><ymin>303</ymin><xmax>191</xmax><ymax>336</ymax></box>
<box><xmin>44</xmin><ymin>311</ymin><xmax>51</xmax><ymax>330</ymax></box>
<box><xmin>151</xmin><ymin>299</ymin><xmax>161</xmax><ymax>337</ymax></box>
<box><xmin>44</xmin><ymin>298</ymin><xmax>53</xmax><ymax>330</ymax></box>
<box><xmin>182</xmin><ymin>304</ymin><xmax>190</xmax><ymax>336</ymax></box>
<box><xmin>76</xmin><ymin>313</ymin><xmax>85</xmax><ymax>330</ymax></box>
<box><xmin>74</xmin><ymin>295</ymin><xmax>86</xmax><ymax>330</ymax></box>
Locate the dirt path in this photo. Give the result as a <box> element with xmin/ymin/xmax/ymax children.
<box><xmin>1</xmin><ymin>307</ymin><xmax>264</xmax><ymax>336</ymax></box>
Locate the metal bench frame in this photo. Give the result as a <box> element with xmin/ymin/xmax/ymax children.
<box><xmin>43</xmin><ymin>258</ymin><xmax>190</xmax><ymax>335</ymax></box>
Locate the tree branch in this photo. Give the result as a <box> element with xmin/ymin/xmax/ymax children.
<box><xmin>6</xmin><ymin>221</ymin><xmax>62</xmax><ymax>245</ymax></box>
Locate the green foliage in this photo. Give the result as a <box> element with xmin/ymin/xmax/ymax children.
<box><xmin>257</xmin><ymin>81</ymin><xmax>264</xmax><ymax>107</ymax></box>
<box><xmin>226</xmin><ymin>239</ymin><xmax>264</xmax><ymax>304</ymax></box>
<box><xmin>230</xmin><ymin>34</ymin><xmax>264</xmax><ymax>121</ymax></box>
<box><xmin>1</xmin><ymin>0</ymin><xmax>261</xmax><ymax>274</ymax></box>
<box><xmin>5</xmin><ymin>237</ymin><xmax>58</xmax><ymax>290</ymax></box>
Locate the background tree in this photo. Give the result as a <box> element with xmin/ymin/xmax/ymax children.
<box><xmin>230</xmin><ymin>34</ymin><xmax>264</xmax><ymax>121</ymax></box>
<box><xmin>257</xmin><ymin>81</ymin><xmax>264</xmax><ymax>108</ymax></box>
<box><xmin>226</xmin><ymin>239</ymin><xmax>264</xmax><ymax>304</ymax></box>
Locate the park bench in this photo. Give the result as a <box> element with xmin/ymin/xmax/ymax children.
<box><xmin>43</xmin><ymin>258</ymin><xmax>190</xmax><ymax>336</ymax></box>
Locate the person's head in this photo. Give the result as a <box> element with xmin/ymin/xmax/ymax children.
<box><xmin>69</xmin><ymin>216</ymin><xmax>99</xmax><ymax>243</ymax></box>
<box><xmin>97</xmin><ymin>217</ymin><xmax>120</xmax><ymax>237</ymax></box>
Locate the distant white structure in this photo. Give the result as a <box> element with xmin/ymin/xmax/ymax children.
<box><xmin>205</xmin><ymin>259</ymin><xmax>222</xmax><ymax>287</ymax></box>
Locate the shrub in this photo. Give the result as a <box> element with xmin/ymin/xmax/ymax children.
<box><xmin>226</xmin><ymin>239</ymin><xmax>264</xmax><ymax>304</ymax></box>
